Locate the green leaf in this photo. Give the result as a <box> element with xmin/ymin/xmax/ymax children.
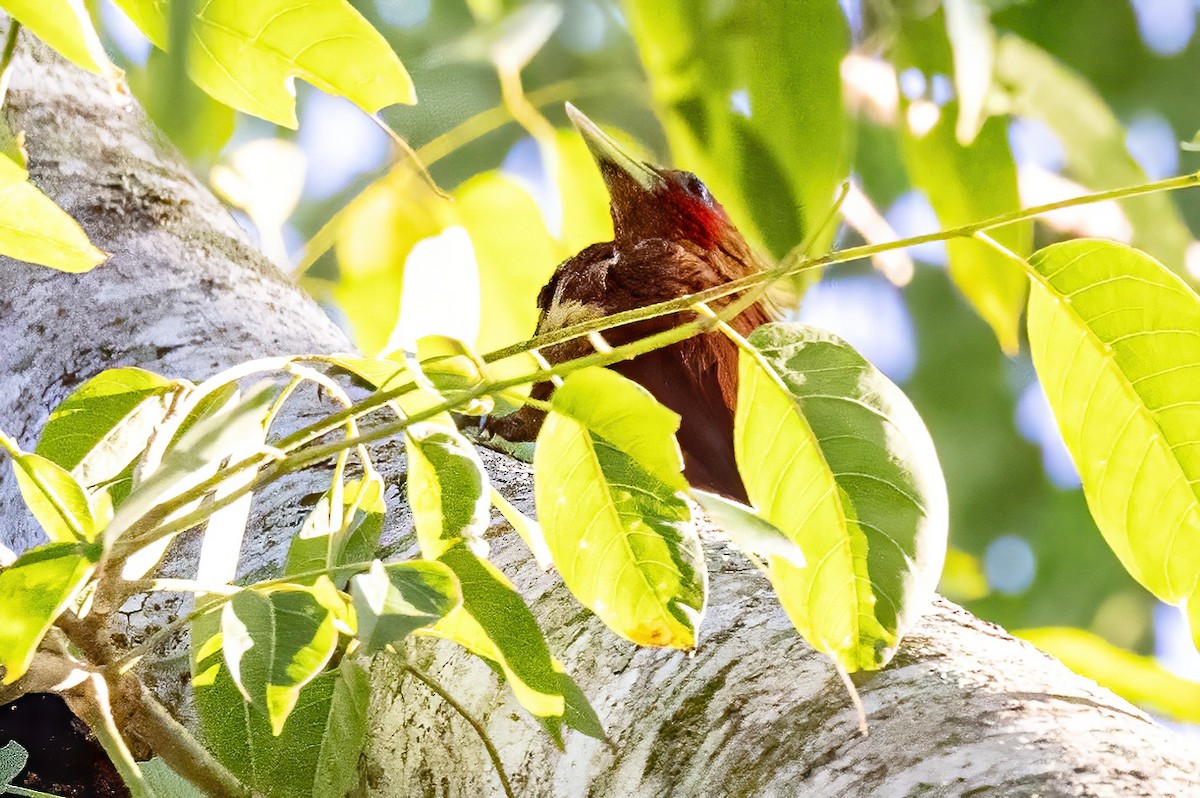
<box><xmin>996</xmin><ymin>35</ymin><xmax>1194</xmax><ymax>271</ymax></box>
<box><xmin>2</xmin><ymin>0</ymin><xmax>122</xmax><ymax>77</ymax></box>
<box><xmin>1018</xmin><ymin>627</ymin><xmax>1200</xmax><ymax>724</ymax></box>
<box><xmin>194</xmin><ymin>612</ymin><xmax>369</xmax><ymax>798</ymax></box>
<box><xmin>0</xmin><ymin>541</ymin><xmax>98</xmax><ymax>684</ymax></box>
<box><xmin>736</xmin><ymin>323</ymin><xmax>948</xmax><ymax>672</ymax></box>
<box><xmin>36</xmin><ymin>367</ymin><xmax>178</xmax><ymax>487</ymax></box>
<box><xmin>106</xmin><ymin>382</ymin><xmax>275</xmax><ymax>545</ymax></box>
<box><xmin>692</xmin><ymin>489</ymin><xmax>805</xmax><ymax>568</ymax></box>
<box><xmin>349</xmin><ymin>559</ymin><xmax>460</xmax><ymax>654</ymax></box>
<box><xmin>405</xmin><ymin>423</ymin><xmax>491</xmax><ymax>560</ymax></box>
<box><xmin>192</xmin><ymin>0</ymin><xmax>414</xmax><ymax>127</ymax></box>
<box><xmin>895</xmin><ymin>8</ymin><xmax>1030</xmax><ymax>353</ymax></box>
<box><xmin>285</xmin><ymin>464</ymin><xmax>386</xmax><ymax>584</ymax></box>
<box><xmin>1025</xmin><ymin>240</ymin><xmax>1200</xmax><ymax>647</ymax></box>
<box><xmin>535</xmin><ymin>367</ymin><xmax>704</xmax><ymax>649</ymax></box>
<box><xmin>0</xmin><ymin>740</ymin><xmax>28</xmax><ymax>787</ymax></box>
<box><xmin>623</xmin><ymin>0</ymin><xmax>850</xmax><ymax>260</ymax></box>
<box><xmin>0</xmin><ymin>152</ymin><xmax>106</xmax><ymax>273</ymax></box>
<box><xmin>11</xmin><ymin>451</ymin><xmax>96</xmax><ymax>542</ymax></box>
<box><xmin>142</xmin><ymin>758</ymin><xmax>205</xmax><ymax>798</ymax></box>
<box><xmin>427</xmin><ymin>544</ymin><xmax>568</xmax><ymax>722</ymax></box>
<box><xmin>221</xmin><ymin>585</ymin><xmax>339</xmax><ymax>735</ymax></box>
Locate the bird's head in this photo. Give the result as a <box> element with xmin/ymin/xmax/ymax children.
<box><xmin>565</xmin><ymin>103</ymin><xmax>746</xmax><ymax>255</ymax></box>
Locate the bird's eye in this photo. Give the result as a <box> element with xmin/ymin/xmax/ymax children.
<box><xmin>681</xmin><ymin>173</ymin><xmax>713</xmax><ymax>205</ymax></box>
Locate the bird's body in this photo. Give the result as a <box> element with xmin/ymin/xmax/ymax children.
<box><xmin>487</xmin><ymin>105</ymin><xmax>778</xmax><ymax>502</ymax></box>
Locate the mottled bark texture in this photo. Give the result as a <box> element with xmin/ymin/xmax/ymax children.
<box><xmin>0</xmin><ymin>27</ymin><xmax>1197</xmax><ymax>798</ymax></box>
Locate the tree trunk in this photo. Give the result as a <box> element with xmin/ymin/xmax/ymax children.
<box><xmin>0</xmin><ymin>30</ymin><xmax>1197</xmax><ymax>798</ymax></box>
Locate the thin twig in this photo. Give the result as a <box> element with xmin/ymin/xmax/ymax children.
<box><xmin>403</xmin><ymin>664</ymin><xmax>516</xmax><ymax>798</ymax></box>
<box><xmin>0</xmin><ymin>21</ymin><xmax>21</xmax><ymax>109</ymax></box>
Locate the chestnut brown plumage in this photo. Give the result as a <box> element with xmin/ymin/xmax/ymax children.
<box><xmin>487</xmin><ymin>104</ymin><xmax>778</xmax><ymax>502</ymax></box>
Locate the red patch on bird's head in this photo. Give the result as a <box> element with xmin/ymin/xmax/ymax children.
<box><xmin>657</xmin><ymin>170</ymin><xmax>731</xmax><ymax>250</ymax></box>
<box><xmin>605</xmin><ymin>165</ymin><xmax>733</xmax><ymax>251</ymax></box>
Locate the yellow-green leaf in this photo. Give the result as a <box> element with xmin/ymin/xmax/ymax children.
<box><xmin>3</xmin><ymin>0</ymin><xmax>122</xmax><ymax>79</ymax></box>
<box><xmin>185</xmin><ymin>0</ymin><xmax>415</xmax><ymax>128</ymax></box>
<box><xmin>0</xmin><ymin>541</ymin><xmax>98</xmax><ymax>684</ymax></box>
<box><xmin>1018</xmin><ymin>627</ymin><xmax>1200</xmax><ymax>724</ymax></box>
<box><xmin>535</xmin><ymin>368</ymin><xmax>703</xmax><ymax>649</ymax></box>
<box><xmin>1026</xmin><ymin>240</ymin><xmax>1200</xmax><ymax>647</ymax></box>
<box><xmin>110</xmin><ymin>0</ymin><xmax>168</xmax><ymax>48</ymax></box>
<box><xmin>426</xmin><ymin>544</ymin><xmax>568</xmax><ymax>723</ymax></box>
<box><xmin>405</xmin><ymin>423</ymin><xmax>491</xmax><ymax>560</ymax></box>
<box><xmin>11</xmin><ymin>452</ymin><xmax>95</xmax><ymax>543</ymax></box>
<box><xmin>736</xmin><ymin>324</ymin><xmax>948</xmax><ymax>672</ymax></box>
<box><xmin>0</xmin><ymin>153</ymin><xmax>106</xmax><ymax>272</ymax></box>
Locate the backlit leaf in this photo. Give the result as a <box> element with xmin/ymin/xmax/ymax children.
<box><xmin>425</xmin><ymin>544</ymin><xmax>569</xmax><ymax>723</ymax></box>
<box><xmin>0</xmin><ymin>541</ymin><xmax>99</xmax><ymax>684</ymax></box>
<box><xmin>120</xmin><ymin>0</ymin><xmax>415</xmax><ymax>128</ymax></box>
<box><xmin>1018</xmin><ymin>627</ymin><xmax>1200</xmax><ymax>724</ymax></box>
<box><xmin>0</xmin><ymin>153</ymin><xmax>106</xmax><ymax>273</ymax></box>
<box><xmin>286</xmin><ymin>464</ymin><xmax>386</xmax><ymax>584</ymax></box>
<box><xmin>105</xmin><ymin>382</ymin><xmax>275</xmax><ymax>546</ymax></box>
<box><xmin>1025</xmin><ymin>240</ymin><xmax>1200</xmax><ymax>647</ymax></box>
<box><xmin>692</xmin><ymin>489</ymin><xmax>805</xmax><ymax>568</ymax></box>
<box><xmin>3</xmin><ymin>0</ymin><xmax>122</xmax><ymax>79</ymax></box>
<box><xmin>350</xmin><ymin>559</ymin><xmax>460</xmax><ymax>654</ymax></box>
<box><xmin>535</xmin><ymin>367</ymin><xmax>704</xmax><ymax>649</ymax></box>
<box><xmin>11</xmin><ymin>451</ymin><xmax>95</xmax><ymax>543</ymax></box>
<box><xmin>221</xmin><ymin>585</ymin><xmax>339</xmax><ymax>735</ymax></box>
<box><xmin>405</xmin><ymin>423</ymin><xmax>491</xmax><ymax>560</ymax></box>
<box><xmin>736</xmin><ymin>323</ymin><xmax>948</xmax><ymax>671</ymax></box>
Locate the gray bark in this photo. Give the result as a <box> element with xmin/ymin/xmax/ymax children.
<box><xmin>0</xmin><ymin>29</ymin><xmax>1197</xmax><ymax>798</ymax></box>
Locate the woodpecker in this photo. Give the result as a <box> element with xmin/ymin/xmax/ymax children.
<box><xmin>487</xmin><ymin>104</ymin><xmax>778</xmax><ymax>502</ymax></box>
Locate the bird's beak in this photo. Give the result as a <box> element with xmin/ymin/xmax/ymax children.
<box><xmin>565</xmin><ymin>102</ymin><xmax>664</xmax><ymax>194</ymax></box>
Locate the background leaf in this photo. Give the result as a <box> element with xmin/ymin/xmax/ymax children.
<box><xmin>623</xmin><ymin>0</ymin><xmax>850</xmax><ymax>262</ymax></box>
<box><xmin>995</xmin><ymin>35</ymin><xmax>1195</xmax><ymax>272</ymax></box>
<box><xmin>1</xmin><ymin>0</ymin><xmax>122</xmax><ymax>78</ymax></box>
<box><xmin>119</xmin><ymin>0</ymin><xmax>416</xmax><ymax>128</ymax></box>
<box><xmin>1018</xmin><ymin>626</ymin><xmax>1200</xmax><ymax>724</ymax></box>
<box><xmin>895</xmin><ymin>7</ymin><xmax>1031</xmax><ymax>352</ymax></box>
